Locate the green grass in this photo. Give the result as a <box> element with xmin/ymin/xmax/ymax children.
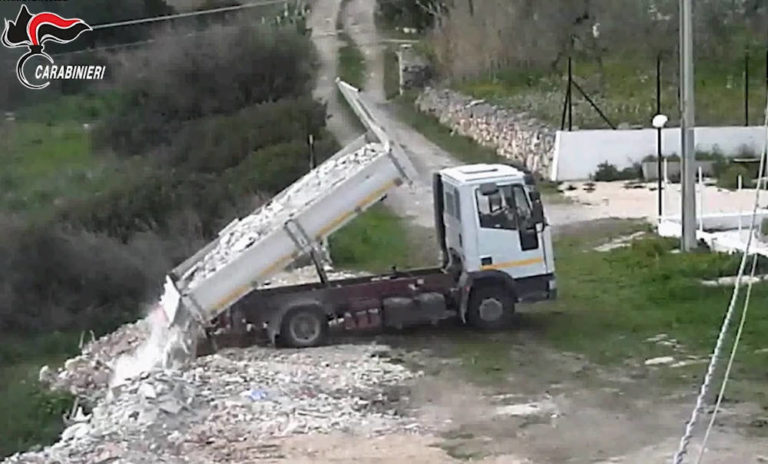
<box><xmin>383</xmin><ymin>45</ymin><xmax>400</xmax><ymax>100</ymax></box>
<box><xmin>329</xmin><ymin>203</ymin><xmax>433</xmax><ymax>273</ymax></box>
<box><xmin>534</xmin><ymin>225</ymin><xmax>768</xmax><ymax>403</ymax></box>
<box><xmin>14</xmin><ymin>92</ymin><xmax>122</xmax><ymax>125</ymax></box>
<box><xmin>455</xmin><ymin>52</ymin><xmax>768</xmax><ymax>129</ymax></box>
<box><xmin>432</xmin><ymin>221</ymin><xmax>768</xmax><ymax>408</ymax></box>
<box><xmin>394</xmin><ymin>92</ymin><xmax>501</xmax><ymax>164</ymax></box>
<box><xmin>392</xmin><ymin>92</ymin><xmax>568</xmax><ymax>202</ymax></box>
<box><xmin>0</xmin><ymin>93</ymin><xmax>126</xmax><ymax>218</ymax></box>
<box><xmin>335</xmin><ymin>29</ymin><xmax>366</xmax><ymax>133</ymax></box>
<box><xmin>337</xmin><ymin>31</ymin><xmax>366</xmax><ymax>90</ymax></box>
<box><xmin>0</xmin><ymin>332</ymin><xmax>79</xmax><ymax>458</ymax></box>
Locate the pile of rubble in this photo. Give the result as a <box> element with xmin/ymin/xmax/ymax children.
<box><xmin>416</xmin><ymin>87</ymin><xmax>556</xmax><ymax>177</ymax></box>
<box><xmin>8</xmin><ymin>344</ymin><xmax>420</xmax><ymax>464</ymax></box>
<box><xmin>40</xmin><ymin>320</ymin><xmax>151</xmax><ymax>402</ymax></box>
<box><xmin>184</xmin><ymin>143</ymin><xmax>386</xmax><ymax>288</ymax></box>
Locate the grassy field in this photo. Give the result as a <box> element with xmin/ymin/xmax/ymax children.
<box><xmin>455</xmin><ymin>52</ymin><xmax>768</xmax><ymax>129</ymax></box>
<box><xmin>383</xmin><ymin>45</ymin><xmax>400</xmax><ymax>100</ymax></box>
<box><xmin>0</xmin><ymin>333</ymin><xmax>80</xmax><ymax>458</ymax></box>
<box><xmin>335</xmin><ymin>28</ymin><xmax>366</xmax><ymax>132</ymax></box>
<box><xmin>0</xmin><ymin>94</ymin><xmax>123</xmax><ymax>218</ymax></box>
<box><xmin>329</xmin><ymin>203</ymin><xmax>435</xmax><ymax>273</ymax></box>
<box><xmin>447</xmin><ymin>220</ymin><xmax>768</xmax><ymax>407</ymax></box>
<box><xmin>337</xmin><ymin>31</ymin><xmax>366</xmax><ymax>90</ymax></box>
<box><xmin>393</xmin><ymin>93</ymin><xmax>501</xmax><ymax>164</ymax></box>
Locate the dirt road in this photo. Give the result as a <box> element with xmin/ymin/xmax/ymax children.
<box><xmin>303</xmin><ymin>0</ymin><xmax>768</xmax><ymax>462</ymax></box>
<box><xmin>308</xmin><ymin>0</ymin><xmax>364</xmax><ymax>147</ymax></box>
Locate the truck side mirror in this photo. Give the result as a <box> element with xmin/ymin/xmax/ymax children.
<box><xmin>529</xmin><ymin>191</ymin><xmax>545</xmax><ymax>225</ymax></box>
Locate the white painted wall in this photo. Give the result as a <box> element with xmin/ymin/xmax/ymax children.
<box><xmin>551</xmin><ymin>126</ymin><xmax>767</xmax><ymax>181</ymax></box>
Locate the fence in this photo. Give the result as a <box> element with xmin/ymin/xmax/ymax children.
<box><xmin>559</xmin><ymin>51</ymin><xmax>768</xmax><ymax>131</ymax></box>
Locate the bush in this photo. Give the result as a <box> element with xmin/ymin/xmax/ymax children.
<box><xmin>592</xmin><ymin>162</ymin><xmax>641</xmax><ymax>182</ymax></box>
<box><xmin>0</xmin><ymin>219</ymin><xmax>169</xmax><ymax>333</ymax></box>
<box><xmin>97</xmin><ymin>21</ymin><xmax>315</xmax><ymax>155</ymax></box>
<box><xmin>717</xmin><ymin>164</ymin><xmax>752</xmax><ymax>190</ymax></box>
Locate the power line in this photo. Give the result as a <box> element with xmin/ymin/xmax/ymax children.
<box><xmin>91</xmin><ymin>0</ymin><xmax>291</xmax><ymax>30</ymax></box>
<box><xmin>53</xmin><ymin>0</ymin><xmax>307</xmax><ymax>57</ymax></box>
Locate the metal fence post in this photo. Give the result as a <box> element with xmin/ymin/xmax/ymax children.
<box><xmin>568</xmin><ymin>56</ymin><xmax>573</xmax><ymax>132</ymax></box>
<box><xmin>745</xmin><ymin>50</ymin><xmax>750</xmax><ymax>126</ymax></box>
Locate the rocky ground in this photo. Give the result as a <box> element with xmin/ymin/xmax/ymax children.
<box><xmin>9</xmin><ymin>339</ymin><xmax>421</xmax><ymax>464</ymax></box>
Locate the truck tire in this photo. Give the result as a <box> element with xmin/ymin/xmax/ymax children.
<box><xmin>467</xmin><ymin>284</ymin><xmax>515</xmax><ymax>330</ymax></box>
<box><xmin>279</xmin><ymin>306</ymin><xmax>329</xmax><ymax>348</ymax></box>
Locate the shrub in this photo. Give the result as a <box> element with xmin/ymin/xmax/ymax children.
<box><xmin>717</xmin><ymin>164</ymin><xmax>752</xmax><ymax>190</ymax></box>
<box><xmin>592</xmin><ymin>162</ymin><xmax>641</xmax><ymax>182</ymax></box>
<box><xmin>0</xmin><ymin>220</ymin><xmax>169</xmax><ymax>333</ymax></box>
<box><xmin>97</xmin><ymin>21</ymin><xmax>315</xmax><ymax>155</ymax></box>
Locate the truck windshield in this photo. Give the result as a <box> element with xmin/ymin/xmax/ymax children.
<box><xmin>475</xmin><ymin>184</ymin><xmax>533</xmax><ymax>230</ymax></box>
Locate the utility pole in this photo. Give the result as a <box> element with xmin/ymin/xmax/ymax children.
<box><xmin>680</xmin><ymin>0</ymin><xmax>697</xmax><ymax>251</ymax></box>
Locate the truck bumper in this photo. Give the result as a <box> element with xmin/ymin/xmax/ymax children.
<box><xmin>516</xmin><ymin>273</ymin><xmax>556</xmax><ymax>303</ymax></box>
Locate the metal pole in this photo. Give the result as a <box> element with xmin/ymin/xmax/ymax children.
<box><xmin>698</xmin><ymin>165</ymin><xmax>704</xmax><ymax>234</ymax></box>
<box><xmin>658</xmin><ymin>127</ymin><xmax>663</xmax><ymax>218</ymax></box>
<box><xmin>568</xmin><ymin>56</ymin><xmax>573</xmax><ymax>132</ymax></box>
<box><xmin>679</xmin><ymin>0</ymin><xmax>697</xmax><ymax>252</ymax></box>
<box><xmin>657</xmin><ymin>54</ymin><xmax>663</xmax><ymax>218</ymax></box>
<box><xmin>738</xmin><ymin>175</ymin><xmax>743</xmax><ymax>234</ymax></box>
<box><xmin>308</xmin><ymin>134</ymin><xmax>315</xmax><ymax>170</ymax></box>
<box><xmin>745</xmin><ymin>50</ymin><xmax>750</xmax><ymax>126</ymax></box>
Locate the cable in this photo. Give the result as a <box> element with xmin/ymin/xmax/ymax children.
<box><xmin>692</xmin><ymin>100</ymin><xmax>768</xmax><ymax>464</ymax></box>
<box><xmin>672</xmin><ymin>95</ymin><xmax>768</xmax><ymax>464</ymax></box>
<box><xmin>91</xmin><ymin>0</ymin><xmax>291</xmax><ymax>30</ymax></box>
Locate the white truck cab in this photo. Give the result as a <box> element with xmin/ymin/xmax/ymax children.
<box><xmin>434</xmin><ymin>164</ymin><xmax>556</xmax><ymax>326</ymax></box>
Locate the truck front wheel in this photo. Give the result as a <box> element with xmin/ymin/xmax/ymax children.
<box><xmin>467</xmin><ymin>284</ymin><xmax>515</xmax><ymax>330</ymax></box>
<box><xmin>279</xmin><ymin>306</ymin><xmax>329</xmax><ymax>348</ymax></box>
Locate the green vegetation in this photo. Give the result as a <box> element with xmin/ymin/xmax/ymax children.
<box><xmin>335</xmin><ymin>28</ymin><xmax>366</xmax><ymax>132</ymax></box>
<box><xmin>394</xmin><ymin>93</ymin><xmax>500</xmax><ymax>164</ymax></box>
<box><xmin>0</xmin><ymin>333</ymin><xmax>80</xmax><ymax>458</ymax></box>
<box><xmin>337</xmin><ymin>31</ymin><xmax>367</xmax><ymax>90</ymax></box>
<box><xmin>329</xmin><ymin>204</ymin><xmax>432</xmax><ymax>273</ymax></box>
<box><xmin>591</xmin><ymin>161</ymin><xmax>643</xmax><ymax>182</ymax></box>
<box><xmin>454</xmin><ymin>53</ymin><xmax>768</xmax><ymax>130</ymax></box>
<box><xmin>383</xmin><ymin>45</ymin><xmax>401</xmax><ymax>100</ymax></box>
<box><xmin>718</xmin><ymin>164</ymin><xmax>753</xmax><ymax>189</ymax></box>
<box><xmin>444</xmin><ymin>221</ymin><xmax>768</xmax><ymax>408</ymax></box>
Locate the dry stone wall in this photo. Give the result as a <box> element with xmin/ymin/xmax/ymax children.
<box><xmin>415</xmin><ymin>88</ymin><xmax>556</xmax><ymax>178</ymax></box>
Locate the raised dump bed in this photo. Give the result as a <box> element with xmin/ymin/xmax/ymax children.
<box><xmin>163</xmin><ymin>82</ymin><xmax>417</xmax><ymax>325</ymax></box>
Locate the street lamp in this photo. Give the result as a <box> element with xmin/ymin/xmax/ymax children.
<box><xmin>652</xmin><ymin>114</ymin><xmax>668</xmax><ymax>218</ymax></box>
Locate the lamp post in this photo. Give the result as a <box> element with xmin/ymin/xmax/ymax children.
<box><xmin>652</xmin><ymin>114</ymin><xmax>668</xmax><ymax>219</ymax></box>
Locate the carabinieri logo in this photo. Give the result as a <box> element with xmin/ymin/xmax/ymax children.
<box><xmin>1</xmin><ymin>5</ymin><xmax>103</xmax><ymax>90</ymax></box>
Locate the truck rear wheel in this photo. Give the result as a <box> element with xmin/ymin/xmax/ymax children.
<box><xmin>467</xmin><ymin>284</ymin><xmax>515</xmax><ymax>330</ymax></box>
<box><xmin>280</xmin><ymin>306</ymin><xmax>329</xmax><ymax>348</ymax></box>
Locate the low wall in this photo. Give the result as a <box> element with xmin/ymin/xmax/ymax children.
<box><xmin>415</xmin><ymin>88</ymin><xmax>556</xmax><ymax>177</ymax></box>
<box><xmin>552</xmin><ymin>126</ymin><xmax>767</xmax><ymax>181</ymax></box>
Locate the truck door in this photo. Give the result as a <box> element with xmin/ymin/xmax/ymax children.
<box><xmin>474</xmin><ymin>183</ymin><xmax>547</xmax><ymax>280</ymax></box>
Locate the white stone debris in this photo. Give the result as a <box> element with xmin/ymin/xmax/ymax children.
<box><xmin>5</xmin><ymin>344</ymin><xmax>421</xmax><ymax>464</ymax></box>
<box><xmin>184</xmin><ymin>144</ymin><xmax>385</xmax><ymax>289</ymax></box>
<box><xmin>644</xmin><ymin>356</ymin><xmax>675</xmax><ymax>366</ymax></box>
<box><xmin>39</xmin><ymin>320</ymin><xmax>151</xmax><ymax>402</ymax></box>
<box><xmin>593</xmin><ymin>232</ymin><xmax>647</xmax><ymax>252</ymax></box>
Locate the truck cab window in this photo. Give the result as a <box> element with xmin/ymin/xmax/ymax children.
<box><xmin>510</xmin><ymin>185</ymin><xmax>533</xmax><ymax>228</ymax></box>
<box><xmin>475</xmin><ymin>186</ymin><xmax>516</xmax><ymax>230</ymax></box>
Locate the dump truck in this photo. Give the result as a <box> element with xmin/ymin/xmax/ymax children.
<box><xmin>160</xmin><ymin>81</ymin><xmax>556</xmax><ymax>348</ymax></box>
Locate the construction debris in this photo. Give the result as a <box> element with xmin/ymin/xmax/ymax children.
<box><xmin>185</xmin><ymin>144</ymin><xmax>385</xmax><ymax>289</ymax></box>
<box><xmin>5</xmin><ymin>344</ymin><xmax>420</xmax><ymax>464</ymax></box>
<box><xmin>644</xmin><ymin>356</ymin><xmax>675</xmax><ymax>366</ymax></box>
<box><xmin>39</xmin><ymin>320</ymin><xmax>151</xmax><ymax>402</ymax></box>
